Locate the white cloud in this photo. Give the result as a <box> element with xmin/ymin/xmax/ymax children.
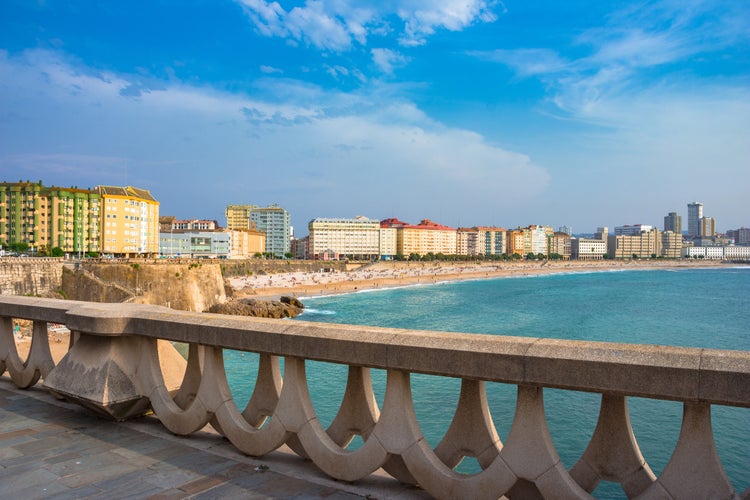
<box><xmin>371</xmin><ymin>48</ymin><xmax>410</xmax><ymax>74</ymax></box>
<box><xmin>236</xmin><ymin>0</ymin><xmax>500</xmax><ymax>51</ymax></box>
<box><xmin>468</xmin><ymin>48</ymin><xmax>568</xmax><ymax>77</ymax></box>
<box><xmin>0</xmin><ymin>49</ymin><xmax>547</xmax><ymax>227</ymax></box>
<box><xmin>260</xmin><ymin>65</ymin><xmax>283</xmax><ymax>74</ymax></box>
<box><xmin>397</xmin><ymin>0</ymin><xmax>499</xmax><ymax>46</ymax></box>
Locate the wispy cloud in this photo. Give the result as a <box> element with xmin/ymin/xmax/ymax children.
<box><xmin>259</xmin><ymin>65</ymin><xmax>283</xmax><ymax>74</ymax></box>
<box><xmin>236</xmin><ymin>0</ymin><xmax>500</xmax><ymax>51</ymax></box>
<box><xmin>371</xmin><ymin>48</ymin><xmax>410</xmax><ymax>74</ymax></box>
<box><xmin>468</xmin><ymin>48</ymin><xmax>568</xmax><ymax>77</ymax></box>
<box><xmin>470</xmin><ymin>0</ymin><xmax>750</xmax><ymax>120</ymax></box>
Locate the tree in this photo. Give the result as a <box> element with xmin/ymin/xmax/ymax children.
<box><xmin>284</xmin><ymin>252</ymin><xmax>294</xmax><ymax>259</ymax></box>
<box><xmin>51</xmin><ymin>247</ymin><xmax>64</xmax><ymax>257</ymax></box>
<box><xmin>409</xmin><ymin>252</ymin><xmax>421</xmax><ymax>261</ymax></box>
<box><xmin>526</xmin><ymin>252</ymin><xmax>536</xmax><ymax>260</ymax></box>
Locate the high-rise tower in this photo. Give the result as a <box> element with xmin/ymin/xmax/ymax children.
<box><xmin>664</xmin><ymin>212</ymin><xmax>682</xmax><ymax>235</ymax></box>
<box><xmin>687</xmin><ymin>202</ymin><xmax>702</xmax><ymax>239</ymax></box>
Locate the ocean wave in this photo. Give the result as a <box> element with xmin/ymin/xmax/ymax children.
<box><xmin>300</xmin><ymin>308</ymin><xmax>337</xmax><ymax>316</ymax></box>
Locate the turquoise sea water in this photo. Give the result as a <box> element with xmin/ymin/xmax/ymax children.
<box><xmin>224</xmin><ymin>267</ymin><xmax>750</xmax><ymax>497</ymax></box>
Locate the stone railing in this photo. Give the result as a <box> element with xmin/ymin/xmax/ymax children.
<box><xmin>1</xmin><ymin>296</ymin><xmax>748</xmax><ymax>499</ymax></box>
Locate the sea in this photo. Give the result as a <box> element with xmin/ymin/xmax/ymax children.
<box><xmin>222</xmin><ymin>267</ymin><xmax>750</xmax><ymax>497</ymax></box>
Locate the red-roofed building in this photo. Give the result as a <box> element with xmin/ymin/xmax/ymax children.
<box><xmin>382</xmin><ymin>218</ymin><xmax>457</xmax><ymax>257</ymax></box>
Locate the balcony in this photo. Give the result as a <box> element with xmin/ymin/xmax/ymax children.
<box><xmin>1</xmin><ymin>296</ymin><xmax>748</xmax><ymax>499</ymax></box>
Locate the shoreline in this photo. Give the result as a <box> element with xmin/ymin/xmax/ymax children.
<box><xmin>230</xmin><ymin>259</ymin><xmax>737</xmax><ymax>301</ymax></box>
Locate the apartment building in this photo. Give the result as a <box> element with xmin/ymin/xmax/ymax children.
<box><xmin>97</xmin><ymin>186</ymin><xmax>160</xmax><ymax>257</ymax></box>
<box><xmin>226</xmin><ymin>204</ymin><xmax>292</xmax><ymax>257</ymax></box>
<box><xmin>457</xmin><ymin>226</ymin><xmax>507</xmax><ymax>256</ymax></box>
<box><xmin>505</xmin><ymin>225</ymin><xmax>552</xmax><ymax>256</ymax></box>
<box><xmin>1</xmin><ymin>182</ymin><xmax>103</xmax><ymax>255</ymax></box>
<box><xmin>608</xmin><ymin>228</ymin><xmax>660</xmax><ymax>259</ymax></box>
<box><xmin>661</xmin><ymin>231</ymin><xmax>683</xmax><ymax>258</ymax></box>
<box><xmin>251</xmin><ymin>205</ymin><xmax>290</xmax><ymax>257</ymax></box>
<box><xmin>548</xmin><ymin>232</ymin><xmax>572</xmax><ymax>259</ymax></box>
<box><xmin>381</xmin><ymin>218</ymin><xmax>457</xmax><ymax>257</ymax></box>
<box><xmin>225</xmin><ymin>205</ymin><xmax>255</xmax><ymax>230</ymax></box>
<box><xmin>727</xmin><ymin>228</ymin><xmax>750</xmax><ymax>246</ymax></box>
<box><xmin>229</xmin><ymin>229</ymin><xmax>266</xmax><ymax>258</ymax></box>
<box><xmin>308</xmin><ymin>216</ymin><xmax>381</xmax><ymax>260</ymax></box>
<box><xmin>379</xmin><ymin>226</ymin><xmax>397</xmax><ymax>260</ymax></box>
<box><xmin>700</xmin><ymin>217</ymin><xmax>716</xmax><ymax>238</ymax></box>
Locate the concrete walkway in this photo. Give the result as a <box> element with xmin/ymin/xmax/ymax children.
<box><xmin>0</xmin><ymin>381</ymin><xmax>429</xmax><ymax>499</ymax></box>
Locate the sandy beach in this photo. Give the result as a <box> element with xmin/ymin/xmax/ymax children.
<box><xmin>229</xmin><ymin>259</ymin><xmax>732</xmax><ymax>299</ymax></box>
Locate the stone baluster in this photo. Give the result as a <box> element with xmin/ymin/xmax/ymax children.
<box><xmin>0</xmin><ymin>316</ymin><xmax>55</xmax><ymax>388</ymax></box>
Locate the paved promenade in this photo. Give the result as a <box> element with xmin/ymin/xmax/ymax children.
<box><xmin>0</xmin><ymin>381</ymin><xmax>428</xmax><ymax>499</ymax></box>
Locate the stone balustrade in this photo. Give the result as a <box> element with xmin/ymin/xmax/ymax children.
<box><xmin>1</xmin><ymin>296</ymin><xmax>748</xmax><ymax>499</ymax></box>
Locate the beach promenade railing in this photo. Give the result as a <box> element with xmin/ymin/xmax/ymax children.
<box><xmin>1</xmin><ymin>296</ymin><xmax>748</xmax><ymax>499</ymax></box>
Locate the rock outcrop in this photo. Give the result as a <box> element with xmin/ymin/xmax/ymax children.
<box><xmin>207</xmin><ymin>296</ymin><xmax>304</xmax><ymax>319</ymax></box>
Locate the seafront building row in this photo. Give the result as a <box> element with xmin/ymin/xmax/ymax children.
<box><xmin>2</xmin><ymin>181</ymin><xmax>749</xmax><ymax>260</ymax></box>
<box><xmin>0</xmin><ymin>182</ymin><xmax>160</xmax><ymax>257</ymax></box>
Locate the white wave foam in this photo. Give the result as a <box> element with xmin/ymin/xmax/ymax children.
<box><xmin>300</xmin><ymin>308</ymin><xmax>336</xmax><ymax>316</ymax></box>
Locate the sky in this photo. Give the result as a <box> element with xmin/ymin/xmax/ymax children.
<box><xmin>0</xmin><ymin>1</ymin><xmax>748</xmax><ymax>236</ymax></box>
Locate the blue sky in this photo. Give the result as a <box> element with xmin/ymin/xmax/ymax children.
<box><xmin>1</xmin><ymin>1</ymin><xmax>748</xmax><ymax>235</ymax></box>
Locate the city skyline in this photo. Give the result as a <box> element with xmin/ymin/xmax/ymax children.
<box><xmin>1</xmin><ymin>1</ymin><xmax>748</xmax><ymax>233</ymax></box>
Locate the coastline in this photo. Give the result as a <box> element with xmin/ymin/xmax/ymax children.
<box><xmin>229</xmin><ymin>259</ymin><xmax>735</xmax><ymax>300</ymax></box>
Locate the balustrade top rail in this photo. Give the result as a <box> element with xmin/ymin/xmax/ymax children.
<box><xmin>1</xmin><ymin>295</ymin><xmax>748</xmax><ymax>408</ymax></box>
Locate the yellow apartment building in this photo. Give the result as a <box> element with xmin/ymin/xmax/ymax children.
<box><xmin>97</xmin><ymin>186</ymin><xmax>160</xmax><ymax>257</ymax></box>
<box><xmin>225</xmin><ymin>204</ymin><xmax>255</xmax><ymax>230</ymax></box>
<box><xmin>229</xmin><ymin>229</ymin><xmax>266</xmax><ymax>258</ymax></box>
<box><xmin>381</xmin><ymin>219</ymin><xmax>457</xmax><ymax>257</ymax></box>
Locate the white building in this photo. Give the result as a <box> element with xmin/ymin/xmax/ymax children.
<box><xmin>571</xmin><ymin>238</ymin><xmax>607</xmax><ymax>260</ymax></box>
<box><xmin>159</xmin><ymin>231</ymin><xmax>231</xmax><ymax>258</ymax></box>
<box><xmin>724</xmin><ymin>246</ymin><xmax>750</xmax><ymax>260</ymax></box>
<box><xmin>615</xmin><ymin>224</ymin><xmax>653</xmax><ymax>236</ymax></box>
<box><xmin>308</xmin><ymin>216</ymin><xmax>382</xmax><ymax>260</ymax></box>
<box><xmin>251</xmin><ymin>205</ymin><xmax>291</xmax><ymax>258</ymax></box>
<box><xmin>685</xmin><ymin>246</ymin><xmax>750</xmax><ymax>260</ymax></box>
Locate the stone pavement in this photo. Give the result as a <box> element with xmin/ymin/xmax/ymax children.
<box><xmin>0</xmin><ymin>381</ymin><xmax>430</xmax><ymax>499</ymax></box>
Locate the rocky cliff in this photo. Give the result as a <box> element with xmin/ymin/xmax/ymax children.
<box><xmin>62</xmin><ymin>262</ymin><xmax>226</xmax><ymax>311</ymax></box>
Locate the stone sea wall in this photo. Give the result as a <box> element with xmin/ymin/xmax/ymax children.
<box><xmin>0</xmin><ymin>258</ymin><xmax>64</xmax><ymax>296</ymax></box>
